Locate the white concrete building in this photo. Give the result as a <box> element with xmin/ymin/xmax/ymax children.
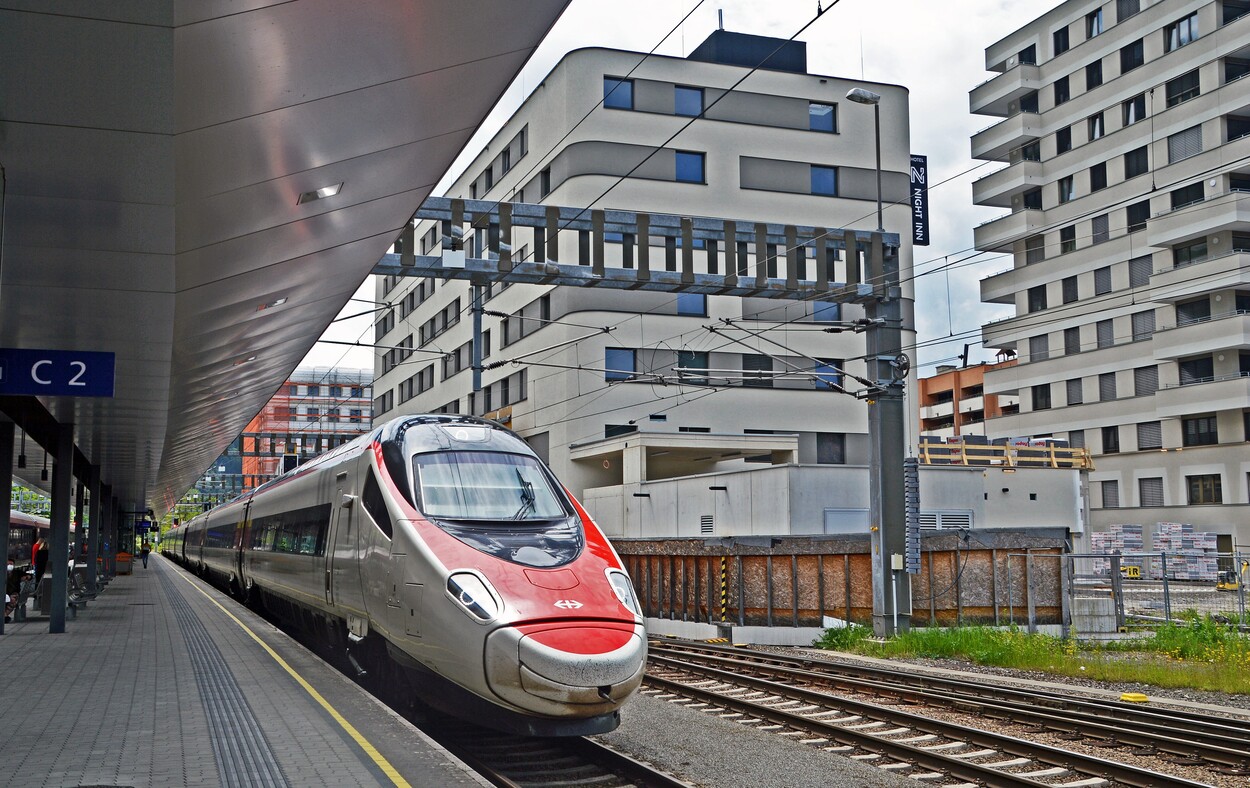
<box><xmin>373</xmin><ymin>30</ymin><xmax>920</xmax><ymax>538</ymax></box>
<box><xmin>972</xmin><ymin>0</ymin><xmax>1250</xmax><ymax>548</ymax></box>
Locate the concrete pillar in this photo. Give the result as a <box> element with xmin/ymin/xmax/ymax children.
<box><xmin>86</xmin><ymin>466</ymin><xmax>101</xmax><ymax>596</ymax></box>
<box><xmin>48</xmin><ymin>423</ymin><xmax>75</xmax><ymax>633</ymax></box>
<box><xmin>622</xmin><ymin>444</ymin><xmax>646</xmax><ymax>485</ymax></box>
<box><xmin>0</xmin><ymin>421</ymin><xmax>14</xmax><ymax>636</ymax></box>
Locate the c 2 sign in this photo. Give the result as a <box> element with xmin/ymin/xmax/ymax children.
<box><xmin>0</xmin><ymin>348</ymin><xmax>116</xmax><ymax>397</ymax></box>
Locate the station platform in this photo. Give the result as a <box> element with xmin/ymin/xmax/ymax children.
<box><xmin>0</xmin><ymin>555</ymin><xmax>488</xmax><ymax>788</ymax></box>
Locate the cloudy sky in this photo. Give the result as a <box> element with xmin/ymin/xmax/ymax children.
<box><xmin>302</xmin><ymin>0</ymin><xmax>1044</xmax><ymax>375</ymax></box>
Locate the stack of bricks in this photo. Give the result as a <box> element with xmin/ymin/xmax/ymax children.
<box><xmin>1150</xmin><ymin>522</ymin><xmax>1218</xmax><ymax>581</ymax></box>
<box><xmin>1091</xmin><ymin>523</ymin><xmax>1145</xmax><ymax>576</ymax></box>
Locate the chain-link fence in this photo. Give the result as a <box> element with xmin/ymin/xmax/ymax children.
<box><xmin>1060</xmin><ymin>552</ymin><xmax>1249</xmax><ymax>636</ymax></box>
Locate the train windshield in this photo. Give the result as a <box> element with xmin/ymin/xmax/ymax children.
<box><xmin>413</xmin><ymin>451</ymin><xmax>569</xmax><ymax>521</ymax></box>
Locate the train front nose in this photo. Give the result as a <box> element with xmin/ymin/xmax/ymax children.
<box><xmin>484</xmin><ymin>621</ymin><xmax>646</xmax><ymax>715</ymax></box>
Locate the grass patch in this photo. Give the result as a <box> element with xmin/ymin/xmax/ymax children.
<box><xmin>813</xmin><ymin>617</ymin><xmax>1250</xmax><ymax>695</ymax></box>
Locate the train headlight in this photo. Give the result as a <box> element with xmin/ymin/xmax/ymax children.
<box><xmin>606</xmin><ymin>570</ymin><xmax>641</xmax><ymax>616</ymax></box>
<box><xmin>447</xmin><ymin>572</ymin><xmax>500</xmax><ymax>622</ymax></box>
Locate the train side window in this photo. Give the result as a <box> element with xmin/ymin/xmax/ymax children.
<box><xmin>362</xmin><ymin>470</ymin><xmax>394</xmax><ymax>540</ymax></box>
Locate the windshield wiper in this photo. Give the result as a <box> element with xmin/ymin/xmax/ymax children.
<box><xmin>512</xmin><ymin>469</ymin><xmax>536</xmax><ymax>520</ymax></box>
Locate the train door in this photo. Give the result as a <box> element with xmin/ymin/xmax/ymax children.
<box><xmin>327</xmin><ymin>469</ymin><xmax>366</xmax><ymax>615</ymax></box>
<box><xmin>236</xmin><ymin>500</ymin><xmax>251</xmax><ymax>589</ymax></box>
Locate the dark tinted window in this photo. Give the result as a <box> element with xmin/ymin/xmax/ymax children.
<box><xmin>361</xmin><ymin>469</ymin><xmax>393</xmax><ymax>539</ymax></box>
<box><xmin>603</xmin><ymin>77</ymin><xmax>633</xmax><ymax>109</ymax></box>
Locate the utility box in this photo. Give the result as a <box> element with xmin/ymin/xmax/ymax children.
<box><xmin>116</xmin><ymin>552</ymin><xmax>133</xmax><ymax>575</ymax></box>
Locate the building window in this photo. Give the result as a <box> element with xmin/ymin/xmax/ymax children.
<box><xmin>1060</xmin><ymin>225</ymin><xmax>1076</xmax><ymax>254</ymax></box>
<box><xmin>1137</xmin><ymin>421</ymin><xmax>1163</xmax><ymax>450</ymax></box>
<box><xmin>1054</xmin><ymin>75</ymin><xmax>1070</xmax><ymax>105</ymax></box>
<box><xmin>1102</xmin><ymin>425</ymin><xmax>1120</xmax><ymax>453</ymax></box>
<box><xmin>1021</xmin><ymin>140</ymin><xmax>1041</xmax><ymax>161</ymax></box>
<box><xmin>809</xmin><ymin>102</ymin><xmax>836</xmax><ymax>132</ymax></box>
<box><xmin>1174</xmin><ymin>240</ymin><xmax>1208</xmax><ymax>267</ymax></box>
<box><xmin>677</xmin><ymin>350</ymin><xmax>709</xmax><ymax>385</ymax></box>
<box><xmin>1086</xmin><ymin>61</ymin><xmax>1103</xmax><ymax>92</ymax></box>
<box><xmin>1120</xmin><ymin>38</ymin><xmax>1144</xmax><ymax>73</ymax></box>
<box><xmin>603</xmin><ymin>77</ymin><xmax>634</xmax><ymax>109</ymax></box>
<box><xmin>1019</xmin><ymin>44</ymin><xmax>1037</xmax><ymax>65</ymax></box>
<box><xmin>539</xmin><ymin>168</ymin><xmax>551</xmax><ymax>198</ymax></box>
<box><xmin>1227</xmin><ymin>1</ymin><xmax>1250</xmax><ymax>25</ymax></box>
<box><xmin>1065</xmin><ymin>327</ymin><xmax>1081</xmax><ymax>355</ymax></box>
<box><xmin>1090</xmin><ymin>162</ymin><xmax>1107</xmax><ymax>192</ymax></box>
<box><xmin>1101</xmin><ymin>480</ymin><xmax>1120</xmax><ymax>508</ymax></box>
<box><xmin>1118</xmin><ymin>0</ymin><xmax>1140</xmax><ymax>21</ymax></box>
<box><xmin>1139</xmin><ymin>477</ymin><xmax>1164</xmax><ymax>507</ymax></box>
<box><xmin>742</xmin><ymin>354</ymin><xmax>772</xmax><ymax>388</ymax></box>
<box><xmin>1165</xmin><ymin>12</ymin><xmax>1200</xmax><ymax>52</ymax></box>
<box><xmin>1029</xmin><ymin>334</ymin><xmax>1049</xmax><ymax>362</ymax></box>
<box><xmin>1057</xmin><ymin>175</ymin><xmax>1075</xmax><ymax>203</ymax></box>
<box><xmin>1056</xmin><ymin>125</ymin><xmax>1072</xmax><ymax>154</ymax></box>
<box><xmin>1167</xmin><ymin>126</ymin><xmax>1203</xmax><ymax>164</ymax></box>
<box><xmin>1183</xmin><ymin>414</ymin><xmax>1218</xmax><ymax>445</ymax></box>
<box><xmin>1230</xmin><ymin>114</ymin><xmax>1250</xmax><ymax>142</ymax></box>
<box><xmin>1062</xmin><ymin>275</ymin><xmax>1078</xmax><ymax>303</ymax></box>
<box><xmin>811</xmin><ymin>165</ymin><xmax>837</xmax><ymax>196</ymax></box>
<box><xmin>1099</xmin><ymin>372</ymin><xmax>1118</xmax><ymax>401</ymax></box>
<box><xmin>1123</xmin><ymin>93</ymin><xmax>1146</xmax><ymax>125</ymax></box>
<box><xmin>1091</xmin><ymin>213</ymin><xmax>1109</xmax><ymax>244</ymax></box>
<box><xmin>1171</xmin><ymin>182</ymin><xmax>1204</xmax><ymax>210</ymax></box>
<box><xmin>1088</xmin><ymin>112</ymin><xmax>1104</xmax><ymax>140</ymax></box>
<box><xmin>605</xmin><ymin>348</ymin><xmax>636</xmax><ymax>381</ymax></box>
<box><xmin>1131</xmin><ymin>310</ymin><xmax>1155</xmax><ymax>341</ymax></box>
<box><xmin>1087</xmin><ymin>8</ymin><xmax>1103</xmax><ymax>38</ymax></box>
<box><xmin>1094</xmin><ymin>266</ymin><xmax>1112</xmax><ymax>295</ymax></box>
<box><xmin>1165</xmin><ymin>70</ymin><xmax>1201</xmax><ymax>108</ymax></box>
<box><xmin>1069</xmin><ymin>429</ymin><xmax>1085</xmax><ymax>448</ymax></box>
<box><xmin>1179</xmin><ymin>354</ymin><xmax>1214</xmax><ymax>383</ymax></box>
<box><xmin>815</xmin><ymin>358</ymin><xmax>842</xmax><ymax>390</ymax></box>
<box><xmin>1025</xmin><ymin>234</ymin><xmax>1045</xmax><ymax>264</ymax></box>
<box><xmin>1019</xmin><ymin>90</ymin><xmax>1039</xmax><ymax>113</ymax></box>
<box><xmin>816</xmin><ymin>433</ymin><xmax>846</xmax><ymax>464</ymax></box>
<box><xmin>1124</xmin><ymin>146</ymin><xmax>1149</xmax><ymax>178</ymax></box>
<box><xmin>1067</xmin><ymin>377</ymin><xmax>1084</xmax><ymax>404</ymax></box>
<box><xmin>1028</xmin><ymin>284</ymin><xmax>1047</xmax><ymax>312</ymax></box>
<box><xmin>1032</xmin><ymin>383</ymin><xmax>1051</xmax><ymax>410</ymax></box>
<box><xmin>1187</xmin><ymin>474</ymin><xmax>1222</xmax><ymax>504</ymax></box>
<box><xmin>1096</xmin><ymin>319</ymin><xmax>1114</xmax><ymax>348</ymax></box>
<box><xmin>1054</xmin><ymin>26</ymin><xmax>1070</xmax><ymax>55</ymax></box>
<box><xmin>1127</xmin><ymin>201</ymin><xmax>1150</xmax><ymax>233</ymax></box>
<box><xmin>675</xmin><ymin>151</ymin><xmax>705</xmax><ymax>183</ymax></box>
<box><xmin>676</xmin><ymin>292</ymin><xmax>707</xmax><ymax>316</ymax></box>
<box><xmin>675</xmin><ymin>85</ymin><xmax>703</xmax><ymax>116</ymax></box>
<box><xmin>1023</xmin><ymin>187</ymin><xmax>1042</xmax><ymax>209</ymax></box>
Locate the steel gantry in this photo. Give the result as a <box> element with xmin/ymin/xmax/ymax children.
<box><xmin>372</xmin><ymin>196</ymin><xmax>914</xmax><ymax>634</ymax></box>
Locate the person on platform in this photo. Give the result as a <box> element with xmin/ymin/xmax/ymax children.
<box><xmin>32</xmin><ymin>538</ymin><xmax>49</xmax><ymax>584</ymax></box>
<box><xmin>140</xmin><ymin>539</ymin><xmax>151</xmax><ymax>569</ymax></box>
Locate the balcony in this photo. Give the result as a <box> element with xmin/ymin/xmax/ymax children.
<box><xmin>1150</xmin><ymin>251</ymin><xmax>1250</xmax><ymax>302</ymax></box>
<box><xmin>958</xmin><ymin>395</ymin><xmax>985</xmax><ymax>414</ymax></box>
<box><xmin>922</xmin><ymin>400</ymin><xmax>955</xmax><ymax>420</ymax></box>
<box><xmin>1146</xmin><ymin>190</ymin><xmax>1250</xmax><ymax>249</ymax></box>
<box><xmin>971</xmin><ymin>112</ymin><xmax>1043</xmax><ymax>161</ymax></box>
<box><xmin>969</xmin><ymin>63</ymin><xmax>1042</xmax><ymax>117</ymax></box>
<box><xmin>1152</xmin><ymin>311</ymin><xmax>1250</xmax><ymax>360</ymax></box>
<box><xmin>972</xmin><ymin>159</ymin><xmax>1045</xmax><ymax>209</ymax></box>
<box><xmin>1155</xmin><ymin>373</ymin><xmax>1250</xmax><ymax>418</ymax></box>
<box><xmin>974</xmin><ymin>208</ymin><xmax>1045</xmax><ymax>253</ymax></box>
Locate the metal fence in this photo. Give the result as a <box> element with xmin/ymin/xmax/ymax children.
<box><xmin>1043</xmin><ymin>552</ymin><xmax>1250</xmax><ymax>637</ymax></box>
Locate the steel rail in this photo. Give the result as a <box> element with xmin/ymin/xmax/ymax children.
<box><xmin>648</xmin><ymin>642</ymin><xmax>1250</xmax><ymax>768</ymax></box>
<box><xmin>647</xmin><ymin>655</ymin><xmax>1215</xmax><ymax>788</ymax></box>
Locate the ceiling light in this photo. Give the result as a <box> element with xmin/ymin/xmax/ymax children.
<box><xmin>297</xmin><ymin>183</ymin><xmax>343</xmax><ymax>204</ymax></box>
<box><xmin>257</xmin><ymin>297</ymin><xmax>288</xmax><ymax>311</ymax></box>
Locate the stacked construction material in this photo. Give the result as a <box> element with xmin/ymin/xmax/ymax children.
<box><xmin>1091</xmin><ymin>524</ymin><xmax>1145</xmax><ymax>575</ymax></box>
<box><xmin>1150</xmin><ymin>522</ymin><xmax>1218</xmax><ymax>581</ymax></box>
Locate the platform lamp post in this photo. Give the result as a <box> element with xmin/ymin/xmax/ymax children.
<box><xmin>846</xmin><ymin>86</ymin><xmax>911</xmax><ymax>636</ymax></box>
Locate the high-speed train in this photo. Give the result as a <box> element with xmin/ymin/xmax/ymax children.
<box><xmin>164</xmin><ymin>415</ymin><xmax>646</xmax><ymax>736</ymax></box>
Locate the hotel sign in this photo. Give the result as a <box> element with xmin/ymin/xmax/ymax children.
<box><xmin>910</xmin><ymin>154</ymin><xmax>930</xmax><ymax>246</ymax></box>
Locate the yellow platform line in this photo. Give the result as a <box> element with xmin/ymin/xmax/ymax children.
<box><xmin>176</xmin><ymin>572</ymin><xmax>412</xmax><ymax>788</ymax></box>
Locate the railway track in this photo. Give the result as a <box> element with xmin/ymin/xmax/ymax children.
<box><xmin>425</xmin><ymin>719</ymin><xmax>693</xmax><ymax>787</ymax></box>
<box><xmin>649</xmin><ymin>640</ymin><xmax>1250</xmax><ymax>774</ymax></box>
<box><xmin>646</xmin><ymin>640</ymin><xmax>1231</xmax><ymax>787</ymax></box>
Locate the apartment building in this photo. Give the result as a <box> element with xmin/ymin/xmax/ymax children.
<box><xmin>918</xmin><ymin>360</ymin><xmax>1019</xmax><ymax>437</ymax></box>
<box><xmin>971</xmin><ymin>0</ymin><xmax>1250</xmax><ymax>545</ymax></box>
<box><xmin>238</xmin><ymin>367</ymin><xmax>372</xmax><ymax>489</ymax></box>
<box><xmin>373</xmin><ymin>30</ymin><xmax>917</xmax><ymax>516</ymax></box>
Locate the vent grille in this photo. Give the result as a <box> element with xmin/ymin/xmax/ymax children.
<box><xmin>700</xmin><ymin>515</ymin><xmax>714</xmax><ymax>535</ymax></box>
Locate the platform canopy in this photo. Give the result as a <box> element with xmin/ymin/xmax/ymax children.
<box><xmin>0</xmin><ymin>0</ymin><xmax>569</xmax><ymax>515</ymax></box>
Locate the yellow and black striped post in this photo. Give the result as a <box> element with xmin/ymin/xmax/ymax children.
<box><xmin>719</xmin><ymin>556</ymin><xmax>728</xmax><ymax>623</ymax></box>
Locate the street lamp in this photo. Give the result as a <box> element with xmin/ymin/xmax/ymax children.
<box><xmin>846</xmin><ymin>88</ymin><xmax>884</xmax><ymax>233</ymax></box>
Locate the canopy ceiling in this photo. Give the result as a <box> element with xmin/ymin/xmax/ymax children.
<box><xmin>0</xmin><ymin>0</ymin><xmax>568</xmax><ymax>515</ymax></box>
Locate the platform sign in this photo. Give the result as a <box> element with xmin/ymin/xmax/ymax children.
<box><xmin>0</xmin><ymin>348</ymin><xmax>115</xmax><ymax>397</ymax></box>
